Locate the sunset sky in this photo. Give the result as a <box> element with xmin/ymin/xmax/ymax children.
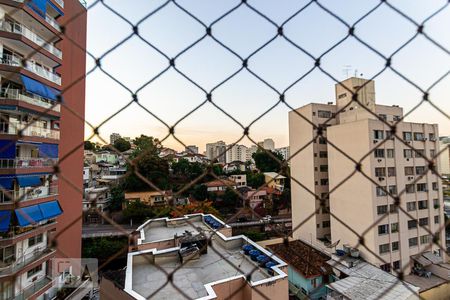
<box><xmin>83</xmin><ymin>0</ymin><xmax>450</xmax><ymax>152</ymax></box>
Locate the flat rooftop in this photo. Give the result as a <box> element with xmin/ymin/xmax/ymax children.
<box><xmin>404</xmin><ymin>274</ymin><xmax>447</xmax><ymax>293</ymax></box>
<box><xmin>140</xmin><ymin>218</ymin><xmax>209</xmax><ymax>243</ymax></box>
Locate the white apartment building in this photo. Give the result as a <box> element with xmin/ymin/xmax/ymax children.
<box><xmin>258</xmin><ymin>138</ymin><xmax>275</xmax><ymax>151</ymax></box>
<box><xmin>185</xmin><ymin>145</ymin><xmax>199</xmax><ymax>154</ymax></box>
<box><xmin>109</xmin><ymin>132</ymin><xmax>121</xmax><ymax>145</ymax></box>
<box><xmin>289</xmin><ymin>77</ymin><xmax>445</xmax><ymax>273</ymax></box>
<box><xmin>439</xmin><ymin>136</ymin><xmax>449</xmax><ymax>177</ymax></box>
<box><xmin>276</xmin><ymin>146</ymin><xmax>290</xmax><ymax>161</ymax></box>
<box><xmin>246</xmin><ymin>144</ymin><xmax>258</xmax><ymax>161</ymax></box>
<box><xmin>226</xmin><ymin>144</ymin><xmax>248</xmax><ymax>163</ymax></box>
<box><xmin>205</xmin><ymin>141</ymin><xmax>226</xmax><ymax>163</ymax></box>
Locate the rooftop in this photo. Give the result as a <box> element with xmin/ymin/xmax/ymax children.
<box><xmin>204</xmin><ymin>179</ymin><xmax>237</xmax><ymax>188</ymax></box>
<box><xmin>263</xmin><ymin>172</ymin><xmax>286</xmax><ymax>179</ymax></box>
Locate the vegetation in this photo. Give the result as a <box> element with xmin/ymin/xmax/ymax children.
<box><xmin>170</xmin><ymin>201</ymin><xmax>221</xmax><ymax>218</ymax></box>
<box><xmin>122</xmin><ymin>201</ymin><xmax>171</xmax><ymax>223</ymax></box>
<box><xmin>252</xmin><ymin>149</ymin><xmax>284</xmax><ymax>173</ymax></box>
<box><xmin>113</xmin><ymin>137</ymin><xmax>131</xmax><ymax>152</ymax></box>
<box><xmin>82</xmin><ymin>237</ymin><xmax>128</xmax><ymax>262</ymax></box>
<box><xmin>241</xmin><ymin>230</ymin><xmax>267</xmax><ymax>242</ymax></box>
<box><xmin>84</xmin><ymin>140</ymin><xmax>97</xmax><ymax>151</ymax></box>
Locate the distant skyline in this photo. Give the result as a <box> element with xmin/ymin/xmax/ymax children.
<box><xmin>84</xmin><ymin>0</ymin><xmax>450</xmax><ymax>151</ymax></box>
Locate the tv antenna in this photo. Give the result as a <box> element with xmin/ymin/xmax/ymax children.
<box><xmin>343</xmin><ymin>65</ymin><xmax>352</xmax><ymax>78</ymax></box>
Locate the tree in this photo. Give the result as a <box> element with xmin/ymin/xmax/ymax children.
<box><xmin>113</xmin><ymin>138</ymin><xmax>131</xmax><ymax>152</ymax></box>
<box><xmin>132</xmin><ymin>135</ymin><xmax>160</xmax><ymax>157</ymax></box>
<box><xmin>108</xmin><ymin>186</ymin><xmax>125</xmax><ymax>211</ymax></box>
<box><xmin>84</xmin><ymin>141</ymin><xmax>96</xmax><ymax>151</ymax></box>
<box><xmin>191</xmin><ymin>184</ymin><xmax>208</xmax><ymax>201</ymax></box>
<box><xmin>247</xmin><ymin>172</ymin><xmax>265</xmax><ymax>189</ymax></box>
<box><xmin>252</xmin><ymin>149</ymin><xmax>284</xmax><ymax>172</ymax></box>
<box><xmin>221</xmin><ymin>188</ymin><xmax>240</xmax><ymax>207</ymax></box>
<box><xmin>170</xmin><ymin>201</ymin><xmax>221</xmax><ymax>218</ymax></box>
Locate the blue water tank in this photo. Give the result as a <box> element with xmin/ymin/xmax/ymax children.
<box><xmin>265</xmin><ymin>261</ymin><xmax>276</xmax><ymax>269</ymax></box>
<box><xmin>243</xmin><ymin>245</ymin><xmax>254</xmax><ymax>254</ymax></box>
<box><xmin>336</xmin><ymin>249</ymin><xmax>346</xmax><ymax>256</ymax></box>
<box><xmin>249</xmin><ymin>250</ymin><xmax>261</xmax><ymax>261</ymax></box>
<box><xmin>257</xmin><ymin>255</ymin><xmax>270</xmax><ymax>266</ymax></box>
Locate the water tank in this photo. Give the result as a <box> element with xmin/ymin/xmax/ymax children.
<box><xmin>249</xmin><ymin>250</ymin><xmax>261</xmax><ymax>261</ymax></box>
<box><xmin>243</xmin><ymin>245</ymin><xmax>254</xmax><ymax>254</ymax></box>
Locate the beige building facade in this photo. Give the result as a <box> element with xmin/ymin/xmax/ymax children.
<box><xmin>289</xmin><ymin>77</ymin><xmax>445</xmax><ymax>273</ymax></box>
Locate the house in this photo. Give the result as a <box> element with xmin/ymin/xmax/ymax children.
<box><xmin>245</xmin><ymin>189</ymin><xmax>267</xmax><ymax>209</ymax></box>
<box><xmin>205</xmin><ymin>179</ymin><xmax>237</xmax><ymax>192</ymax></box>
<box><xmin>124</xmin><ymin>190</ymin><xmax>172</xmax><ymax>208</ymax></box>
<box><xmin>229</xmin><ymin>174</ymin><xmax>247</xmax><ymax>187</ymax></box>
<box><xmin>264</xmin><ymin>172</ymin><xmax>286</xmax><ymax>192</ymax></box>
<box><xmin>223</xmin><ymin>161</ymin><xmax>246</xmax><ymax>173</ymax></box>
<box><xmin>95</xmin><ymin>151</ymin><xmax>119</xmax><ymax>164</ymax></box>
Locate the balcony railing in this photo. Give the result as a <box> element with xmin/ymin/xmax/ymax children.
<box><xmin>0</xmin><ymin>88</ymin><xmax>60</xmax><ymax>112</ymax></box>
<box><xmin>12</xmin><ymin>0</ymin><xmax>61</xmax><ymax>31</ymax></box>
<box><xmin>0</xmin><ymin>20</ymin><xmax>62</xmax><ymax>58</ymax></box>
<box><xmin>0</xmin><ymin>122</ymin><xmax>60</xmax><ymax>140</ymax></box>
<box><xmin>54</xmin><ymin>0</ymin><xmax>64</xmax><ymax>8</ymax></box>
<box><xmin>14</xmin><ymin>276</ymin><xmax>52</xmax><ymax>300</ymax></box>
<box><xmin>0</xmin><ymin>247</ymin><xmax>55</xmax><ymax>275</ymax></box>
<box><xmin>0</xmin><ymin>185</ymin><xmax>58</xmax><ymax>204</ymax></box>
<box><xmin>0</xmin><ymin>220</ymin><xmax>56</xmax><ymax>243</ymax></box>
<box><xmin>0</xmin><ymin>54</ymin><xmax>61</xmax><ymax>85</ymax></box>
<box><xmin>0</xmin><ymin>157</ymin><xmax>58</xmax><ymax>169</ymax></box>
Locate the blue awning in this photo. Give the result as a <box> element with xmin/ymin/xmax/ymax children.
<box><xmin>47</xmin><ymin>0</ymin><xmax>64</xmax><ymax>16</ymax></box>
<box><xmin>17</xmin><ymin>175</ymin><xmax>42</xmax><ymax>187</ymax></box>
<box><xmin>0</xmin><ymin>177</ymin><xmax>14</xmax><ymax>189</ymax></box>
<box><xmin>0</xmin><ymin>140</ymin><xmax>17</xmax><ymax>159</ymax></box>
<box><xmin>38</xmin><ymin>143</ymin><xmax>58</xmax><ymax>158</ymax></box>
<box><xmin>39</xmin><ymin>200</ymin><xmax>62</xmax><ymax>219</ymax></box>
<box><xmin>15</xmin><ymin>205</ymin><xmax>43</xmax><ymax>226</ymax></box>
<box><xmin>0</xmin><ymin>211</ymin><xmax>11</xmax><ymax>232</ymax></box>
<box><xmin>27</xmin><ymin>0</ymin><xmax>47</xmax><ymax>18</ymax></box>
<box><xmin>20</xmin><ymin>75</ymin><xmax>60</xmax><ymax>101</ymax></box>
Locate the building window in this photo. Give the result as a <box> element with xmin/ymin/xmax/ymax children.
<box><xmin>406</xmin><ymin>202</ymin><xmax>416</xmax><ymax>211</ymax></box>
<box><xmin>420</xmin><ymin>235</ymin><xmax>430</xmax><ymax>244</ymax></box>
<box><xmin>319</xmin><ymin>137</ymin><xmax>327</xmax><ymax>144</ymax></box>
<box><xmin>393</xmin><ymin>260</ymin><xmax>400</xmax><ymax>270</ymax></box>
<box><xmin>405</xmin><ymin>184</ymin><xmax>415</xmax><ymax>193</ymax></box>
<box><xmin>378</xmin><ymin>114</ymin><xmax>387</xmax><ymax>121</ymax></box>
<box><xmin>28</xmin><ymin>234</ymin><xmax>43</xmax><ymax>248</ymax></box>
<box><xmin>432</xmin><ymin>182</ymin><xmax>438</xmax><ymax>191</ymax></box>
<box><xmin>27</xmin><ymin>264</ymin><xmax>43</xmax><ymax>278</ymax></box>
<box><xmin>374</xmin><ymin>130</ymin><xmax>384</xmax><ymax>140</ymax></box>
<box><xmin>318</xmin><ymin>110</ymin><xmax>332</xmax><ymax>118</ymax></box>
<box><xmin>386</xmin><ymin>149</ymin><xmax>395</xmax><ymax>158</ymax></box>
<box><xmin>0</xmin><ymin>246</ymin><xmax>15</xmax><ymax>264</ymax></box>
<box><xmin>392</xmin><ymin>241</ymin><xmax>399</xmax><ymax>251</ymax></box>
<box><xmin>430</xmin><ymin>149</ymin><xmax>436</xmax><ymax>157</ymax></box>
<box><xmin>415</xmin><ymin>166</ymin><xmax>426</xmax><ymax>175</ymax></box>
<box><xmin>414</xmin><ymin>149</ymin><xmax>425</xmax><ymax>158</ymax></box>
<box><xmin>409</xmin><ymin>237</ymin><xmax>418</xmax><ymax>247</ymax></box>
<box><xmin>319</xmin><ymin>151</ymin><xmax>328</xmax><ymax>158</ymax></box>
<box><xmin>419</xmin><ymin>218</ymin><xmax>429</xmax><ymax>226</ymax></box>
<box><xmin>386</xmin><ymin>131</ymin><xmax>394</xmax><ymax>140</ymax></box>
<box><xmin>379</xmin><ymin>244</ymin><xmax>390</xmax><ymax>254</ymax></box>
<box><xmin>378</xmin><ymin>224</ymin><xmax>389</xmax><ymax>235</ymax></box>
<box><xmin>391</xmin><ymin>223</ymin><xmax>399</xmax><ymax>233</ymax></box>
<box><xmin>387</xmin><ymin>167</ymin><xmax>396</xmax><ymax>177</ymax></box>
<box><xmin>434</xmin><ymin>215</ymin><xmax>440</xmax><ymax>224</ymax></box>
<box><xmin>429</xmin><ymin>133</ymin><xmax>436</xmax><ymax>141</ymax></box>
<box><xmin>433</xmin><ymin>199</ymin><xmax>439</xmax><ymax>208</ymax></box>
<box><xmin>376</xmin><ymin>187</ymin><xmax>387</xmax><ymax>197</ymax></box>
<box><xmin>403</xmin><ymin>149</ymin><xmax>413</xmax><ymax>158</ymax></box>
<box><xmin>320</xmin><ymin>165</ymin><xmax>328</xmax><ymax>172</ymax></box>
<box><xmin>393</xmin><ymin>115</ymin><xmax>401</xmax><ymax>121</ymax></box>
<box><xmin>374</xmin><ymin>149</ymin><xmax>385</xmax><ymax>158</ymax></box>
<box><xmin>416</xmin><ymin>183</ymin><xmax>427</xmax><ymax>192</ymax></box>
<box><xmin>418</xmin><ymin>200</ymin><xmax>428</xmax><ymax>210</ymax></box>
<box><xmin>404</xmin><ymin>167</ymin><xmax>414</xmax><ymax>176</ymax></box>
<box><xmin>403</xmin><ymin>132</ymin><xmax>412</xmax><ymax>141</ymax></box>
<box><xmin>375</xmin><ymin>167</ymin><xmax>386</xmax><ymax>177</ymax></box>
<box><xmin>322</xmin><ymin>221</ymin><xmax>330</xmax><ymax>228</ymax></box>
<box><xmin>408</xmin><ymin>220</ymin><xmax>417</xmax><ymax>229</ymax></box>
<box><xmin>320</xmin><ymin>178</ymin><xmax>329</xmax><ymax>186</ymax></box>
<box><xmin>388</xmin><ymin>185</ymin><xmax>397</xmax><ymax>195</ymax></box>
<box><xmin>413</xmin><ymin>132</ymin><xmax>425</xmax><ymax>141</ymax></box>
<box><xmin>377</xmin><ymin>205</ymin><xmax>388</xmax><ymax>215</ymax></box>
<box><xmin>380</xmin><ymin>263</ymin><xmax>391</xmax><ymax>272</ymax></box>
<box><xmin>389</xmin><ymin>204</ymin><xmax>398</xmax><ymax>213</ymax></box>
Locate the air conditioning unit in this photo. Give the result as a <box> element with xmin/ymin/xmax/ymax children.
<box><xmin>377</xmin><ymin>159</ymin><xmax>382</xmax><ymax>162</ymax></box>
<box><xmin>378</xmin><ymin>177</ymin><xmax>385</xmax><ymax>181</ymax></box>
<box><xmin>406</xmin><ymin>158</ymin><xmax>410</xmax><ymax>161</ymax></box>
<box><xmin>373</xmin><ymin>140</ymin><xmax>378</xmax><ymax>144</ymax></box>
<box><xmin>423</xmin><ymin>137</ymin><xmax>428</xmax><ymax>141</ymax></box>
<box><xmin>430</xmin><ymin>138</ymin><xmax>437</xmax><ymax>142</ymax></box>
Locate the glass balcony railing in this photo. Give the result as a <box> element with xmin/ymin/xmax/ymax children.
<box><xmin>0</xmin><ymin>157</ymin><xmax>58</xmax><ymax>169</ymax></box>
<box><xmin>0</xmin><ymin>247</ymin><xmax>55</xmax><ymax>275</ymax></box>
<box><xmin>0</xmin><ymin>88</ymin><xmax>60</xmax><ymax>112</ymax></box>
<box><xmin>0</xmin><ymin>54</ymin><xmax>61</xmax><ymax>85</ymax></box>
<box><xmin>14</xmin><ymin>276</ymin><xmax>52</xmax><ymax>300</ymax></box>
<box><xmin>0</xmin><ymin>20</ymin><xmax>62</xmax><ymax>58</ymax></box>
<box><xmin>12</xmin><ymin>0</ymin><xmax>61</xmax><ymax>31</ymax></box>
<box><xmin>0</xmin><ymin>220</ymin><xmax>56</xmax><ymax>242</ymax></box>
<box><xmin>0</xmin><ymin>185</ymin><xmax>58</xmax><ymax>204</ymax></box>
<box><xmin>0</xmin><ymin>122</ymin><xmax>60</xmax><ymax>140</ymax></box>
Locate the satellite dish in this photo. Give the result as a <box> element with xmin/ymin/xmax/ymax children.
<box><xmin>327</xmin><ymin>239</ymin><xmax>340</xmax><ymax>248</ymax></box>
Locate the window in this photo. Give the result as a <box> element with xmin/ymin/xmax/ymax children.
<box><xmin>377</xmin><ymin>205</ymin><xmax>388</xmax><ymax>215</ymax></box>
<box><xmin>419</xmin><ymin>218</ymin><xmax>428</xmax><ymax>226</ymax></box>
<box><xmin>389</xmin><ymin>205</ymin><xmax>398</xmax><ymax>213</ymax></box>
<box><xmin>27</xmin><ymin>264</ymin><xmax>42</xmax><ymax>278</ymax></box>
<box><xmin>430</xmin><ymin>149</ymin><xmax>436</xmax><ymax>157</ymax></box>
<box><xmin>338</xmin><ymin>93</ymin><xmax>347</xmax><ymax>99</ymax></box>
<box><xmin>409</xmin><ymin>237</ymin><xmax>418</xmax><ymax>247</ymax></box>
<box><xmin>318</xmin><ymin>110</ymin><xmax>332</xmax><ymax>118</ymax></box>
<box><xmin>405</xmin><ymin>184</ymin><xmax>415</xmax><ymax>193</ymax></box>
<box><xmin>374</xmin><ymin>130</ymin><xmax>384</xmax><ymax>140</ymax></box>
<box><xmin>376</xmin><ymin>187</ymin><xmax>387</xmax><ymax>197</ymax></box>
<box><xmin>403</xmin><ymin>149</ymin><xmax>413</xmax><ymax>158</ymax></box>
<box><xmin>379</xmin><ymin>243</ymin><xmax>390</xmax><ymax>254</ymax></box>
<box><xmin>429</xmin><ymin>133</ymin><xmax>436</xmax><ymax>141</ymax></box>
<box><xmin>386</xmin><ymin>131</ymin><xmax>394</xmax><ymax>140</ymax></box>
<box><xmin>404</xmin><ymin>167</ymin><xmax>414</xmax><ymax>176</ymax></box>
<box><xmin>414</xmin><ymin>132</ymin><xmax>425</xmax><ymax>141</ymax></box>
<box><xmin>406</xmin><ymin>202</ymin><xmax>416</xmax><ymax>211</ymax></box>
<box><xmin>386</xmin><ymin>149</ymin><xmax>395</xmax><ymax>158</ymax></box>
<box><xmin>375</xmin><ymin>167</ymin><xmax>386</xmax><ymax>177</ymax></box>
<box><xmin>378</xmin><ymin>224</ymin><xmax>389</xmax><ymax>235</ymax></box>
<box><xmin>414</xmin><ymin>149</ymin><xmax>425</xmax><ymax>158</ymax></box>
<box><xmin>319</xmin><ymin>151</ymin><xmax>327</xmax><ymax>158</ymax></box>
<box><xmin>320</xmin><ymin>178</ymin><xmax>328</xmax><ymax>186</ymax></box>
<box><xmin>391</xmin><ymin>223</ymin><xmax>399</xmax><ymax>233</ymax></box>
<box><xmin>320</xmin><ymin>165</ymin><xmax>328</xmax><ymax>172</ymax></box>
<box><xmin>380</xmin><ymin>263</ymin><xmax>391</xmax><ymax>272</ymax></box>
<box><xmin>408</xmin><ymin>220</ymin><xmax>417</xmax><ymax>229</ymax></box>
<box><xmin>393</xmin><ymin>260</ymin><xmax>400</xmax><ymax>270</ymax></box>
<box><xmin>319</xmin><ymin>137</ymin><xmax>327</xmax><ymax>144</ymax></box>
<box><xmin>403</xmin><ymin>132</ymin><xmax>412</xmax><ymax>141</ymax></box>
<box><xmin>28</xmin><ymin>234</ymin><xmax>43</xmax><ymax>247</ymax></box>
<box><xmin>388</xmin><ymin>185</ymin><xmax>397</xmax><ymax>195</ymax></box>
<box><xmin>432</xmin><ymin>182</ymin><xmax>438</xmax><ymax>191</ymax></box>
<box><xmin>434</xmin><ymin>215</ymin><xmax>440</xmax><ymax>224</ymax></box>
<box><xmin>387</xmin><ymin>167</ymin><xmax>396</xmax><ymax>177</ymax></box>
<box><xmin>322</xmin><ymin>221</ymin><xmax>330</xmax><ymax>228</ymax></box>
<box><xmin>415</xmin><ymin>166</ymin><xmax>426</xmax><ymax>175</ymax></box>
<box><xmin>0</xmin><ymin>246</ymin><xmax>15</xmax><ymax>264</ymax></box>
<box><xmin>392</xmin><ymin>241</ymin><xmax>399</xmax><ymax>251</ymax></box>
<box><xmin>378</xmin><ymin>114</ymin><xmax>387</xmax><ymax>121</ymax></box>
<box><xmin>433</xmin><ymin>199</ymin><xmax>439</xmax><ymax>208</ymax></box>
<box><xmin>417</xmin><ymin>183</ymin><xmax>427</xmax><ymax>192</ymax></box>
<box><xmin>420</xmin><ymin>235</ymin><xmax>430</xmax><ymax>244</ymax></box>
<box><xmin>418</xmin><ymin>200</ymin><xmax>428</xmax><ymax>210</ymax></box>
<box><xmin>374</xmin><ymin>149</ymin><xmax>385</xmax><ymax>158</ymax></box>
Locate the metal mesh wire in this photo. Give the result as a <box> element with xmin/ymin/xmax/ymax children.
<box><xmin>0</xmin><ymin>0</ymin><xmax>449</xmax><ymax>299</ymax></box>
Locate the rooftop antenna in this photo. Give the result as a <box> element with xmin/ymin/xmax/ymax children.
<box><xmin>354</xmin><ymin>69</ymin><xmax>358</xmax><ymax>77</ymax></box>
<box><xmin>343</xmin><ymin>65</ymin><xmax>352</xmax><ymax>78</ymax></box>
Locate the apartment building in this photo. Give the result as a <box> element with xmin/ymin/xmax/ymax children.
<box><xmin>185</xmin><ymin>145</ymin><xmax>198</xmax><ymax>154</ymax></box>
<box><xmin>205</xmin><ymin>140</ymin><xmax>226</xmax><ymax>164</ymax></box>
<box><xmin>275</xmin><ymin>146</ymin><xmax>290</xmax><ymax>161</ymax></box>
<box><xmin>109</xmin><ymin>133</ymin><xmax>121</xmax><ymax>145</ymax></box>
<box><xmin>439</xmin><ymin>136</ymin><xmax>449</xmax><ymax>178</ymax></box>
<box><xmin>258</xmin><ymin>138</ymin><xmax>275</xmax><ymax>151</ymax></box>
<box><xmin>289</xmin><ymin>77</ymin><xmax>445</xmax><ymax>273</ymax></box>
<box><xmin>0</xmin><ymin>0</ymin><xmax>86</xmax><ymax>299</ymax></box>
<box><xmin>225</xmin><ymin>143</ymin><xmax>247</xmax><ymax>163</ymax></box>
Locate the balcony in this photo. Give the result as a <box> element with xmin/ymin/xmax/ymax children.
<box><xmin>0</xmin><ymin>185</ymin><xmax>58</xmax><ymax>204</ymax></box>
<box><xmin>0</xmin><ymin>246</ymin><xmax>55</xmax><ymax>275</ymax></box>
<box><xmin>54</xmin><ymin>0</ymin><xmax>64</xmax><ymax>8</ymax></box>
<box><xmin>12</xmin><ymin>0</ymin><xmax>61</xmax><ymax>31</ymax></box>
<box><xmin>14</xmin><ymin>275</ymin><xmax>52</xmax><ymax>300</ymax></box>
<box><xmin>0</xmin><ymin>88</ymin><xmax>60</xmax><ymax>112</ymax></box>
<box><xmin>0</xmin><ymin>19</ymin><xmax>62</xmax><ymax>58</ymax></box>
<box><xmin>0</xmin><ymin>220</ymin><xmax>56</xmax><ymax>247</ymax></box>
<box><xmin>0</xmin><ymin>157</ymin><xmax>58</xmax><ymax>169</ymax></box>
<box><xmin>0</xmin><ymin>122</ymin><xmax>60</xmax><ymax>140</ymax></box>
<box><xmin>0</xmin><ymin>54</ymin><xmax>61</xmax><ymax>85</ymax></box>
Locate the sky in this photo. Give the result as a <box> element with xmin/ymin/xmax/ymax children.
<box><xmin>83</xmin><ymin>0</ymin><xmax>450</xmax><ymax>152</ymax></box>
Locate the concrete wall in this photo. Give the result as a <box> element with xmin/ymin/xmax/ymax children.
<box><xmin>100</xmin><ymin>276</ymin><xmax>134</xmax><ymax>300</ymax></box>
<box><xmin>419</xmin><ymin>282</ymin><xmax>450</xmax><ymax>300</ymax></box>
<box><xmin>251</xmin><ymin>276</ymin><xmax>289</xmax><ymax>300</ymax></box>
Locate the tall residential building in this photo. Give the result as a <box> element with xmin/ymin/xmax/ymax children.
<box><xmin>185</xmin><ymin>145</ymin><xmax>199</xmax><ymax>154</ymax></box>
<box><xmin>275</xmin><ymin>146</ymin><xmax>290</xmax><ymax>161</ymax></box>
<box><xmin>289</xmin><ymin>77</ymin><xmax>445</xmax><ymax>273</ymax></box>
<box><xmin>109</xmin><ymin>132</ymin><xmax>121</xmax><ymax>145</ymax></box>
<box><xmin>246</xmin><ymin>144</ymin><xmax>258</xmax><ymax>161</ymax></box>
<box><xmin>205</xmin><ymin>141</ymin><xmax>226</xmax><ymax>164</ymax></box>
<box><xmin>438</xmin><ymin>136</ymin><xmax>449</xmax><ymax>177</ymax></box>
<box><xmin>0</xmin><ymin>0</ymin><xmax>86</xmax><ymax>299</ymax></box>
<box><xmin>258</xmin><ymin>138</ymin><xmax>275</xmax><ymax>151</ymax></box>
<box><xmin>225</xmin><ymin>144</ymin><xmax>247</xmax><ymax>163</ymax></box>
